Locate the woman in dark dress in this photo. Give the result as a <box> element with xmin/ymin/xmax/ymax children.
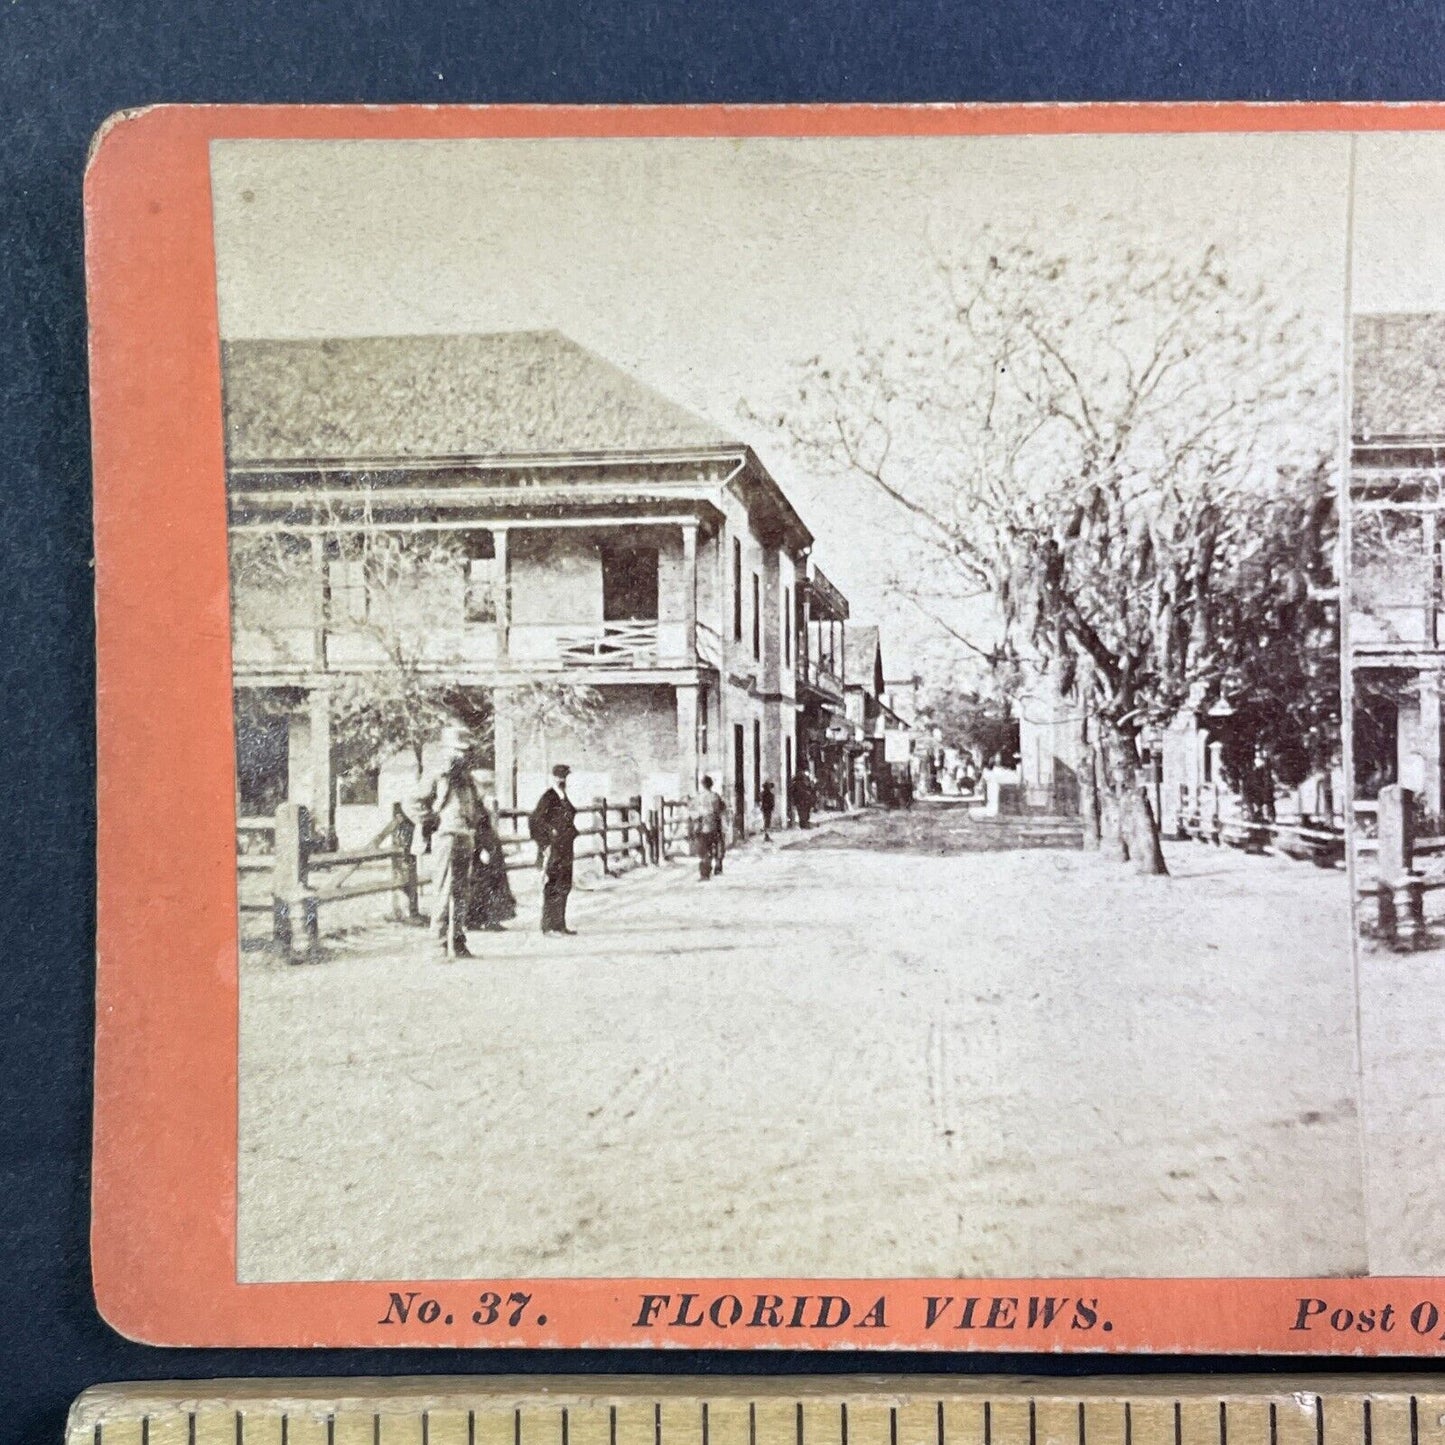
<box><xmin>466</xmin><ymin>798</ymin><xmax>517</xmax><ymax>930</ymax></box>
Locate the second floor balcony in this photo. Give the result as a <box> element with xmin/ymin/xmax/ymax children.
<box><xmin>233</xmin><ymin>615</ymin><xmax>708</xmax><ymax>676</ymax></box>
<box><xmin>800</xmin><ymin>655</ymin><xmax>845</xmax><ymax>702</ymax></box>
<box><xmin>229</xmin><ymin>520</ymin><xmax>748</xmax><ymax>680</ymax></box>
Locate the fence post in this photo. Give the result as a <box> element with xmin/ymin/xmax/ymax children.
<box><xmin>272</xmin><ymin>801</ymin><xmax>319</xmax><ymax>961</ymax></box>
<box><xmin>628</xmin><ymin>794</ymin><xmax>644</xmax><ymax>865</ymax></box>
<box><xmin>1377</xmin><ymin>784</ymin><xmax>1419</xmax><ymax>948</ymax></box>
<box><xmin>650</xmin><ymin>794</ymin><xmax>664</xmax><ymax>863</ymax></box>
<box><xmin>596</xmin><ymin>796</ymin><xmax>609</xmax><ymax>876</ymax></box>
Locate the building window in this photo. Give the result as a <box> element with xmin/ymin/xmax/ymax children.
<box><xmin>783</xmin><ymin>585</ymin><xmax>791</xmax><ymax>667</ymax></box>
<box><xmin>698</xmin><ymin>684</ymin><xmax>709</xmax><ymax>755</ymax></box>
<box><xmin>464</xmin><ymin>558</ymin><xmax>498</xmax><ymax>623</ymax></box>
<box><xmin>325</xmin><ymin>556</ymin><xmax>368</xmax><ymax>625</ymax></box>
<box><xmin>733</xmin><ymin>538</ymin><xmax>743</xmax><ymax>641</ymax></box>
<box><xmin>752</xmin><ymin>573</ymin><xmax>761</xmax><ymax>660</ymax></box>
<box><xmin>601</xmin><ymin>543</ymin><xmax>660</xmax><ymax>621</ymax></box>
<box><xmin>754</xmin><ymin>719</ymin><xmax>762</xmax><ymax>801</ymax></box>
<box><xmin>464</xmin><ymin>531</ymin><xmax>498</xmax><ymax>623</ymax></box>
<box><xmin>337</xmin><ymin>764</ymin><xmax>380</xmax><ymax>807</ymax></box>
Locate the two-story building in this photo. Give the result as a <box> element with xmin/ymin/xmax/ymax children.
<box><xmin>1350</xmin><ymin>313</ymin><xmax>1445</xmax><ymax>825</ymax></box>
<box><xmin>794</xmin><ymin>565</ymin><xmax>851</xmax><ymax>810</ymax></box>
<box><xmin>224</xmin><ymin>331</ymin><xmax>813</xmax><ymax>845</ymax></box>
<box><xmin>842</xmin><ymin>624</ymin><xmax>885</xmax><ymax>806</ymax></box>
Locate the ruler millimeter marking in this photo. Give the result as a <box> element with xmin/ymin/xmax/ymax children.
<box><xmin>67</xmin><ymin>1380</ymin><xmax>1445</xmax><ymax>1445</ymax></box>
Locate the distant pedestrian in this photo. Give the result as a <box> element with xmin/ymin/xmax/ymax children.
<box><xmin>790</xmin><ymin>770</ymin><xmax>815</xmax><ymax>829</ymax></box>
<box><xmin>760</xmin><ymin>780</ymin><xmax>776</xmax><ymax>839</ymax></box>
<box><xmin>529</xmin><ymin>764</ymin><xmax>579</xmax><ymax>935</ymax></box>
<box><xmin>690</xmin><ymin>775</ymin><xmax>727</xmax><ymax>880</ymax></box>
<box><xmin>413</xmin><ymin>724</ymin><xmax>486</xmax><ymax>958</ymax></box>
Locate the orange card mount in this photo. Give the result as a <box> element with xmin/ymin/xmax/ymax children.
<box><xmin>88</xmin><ymin>102</ymin><xmax>1445</xmax><ymax>1350</ymax></box>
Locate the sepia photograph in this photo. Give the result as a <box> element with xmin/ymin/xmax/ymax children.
<box><xmin>210</xmin><ymin>131</ymin><xmax>1373</xmax><ymax>1286</ymax></box>
<box><xmin>1344</xmin><ymin>132</ymin><xmax>1445</xmax><ymax>1277</ymax></box>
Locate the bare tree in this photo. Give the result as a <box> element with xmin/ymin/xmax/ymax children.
<box><xmin>501</xmin><ymin>679</ymin><xmax>606</xmax><ymax>779</ymax></box>
<box><xmin>759</xmin><ymin>231</ymin><xmax>1334</xmax><ymax>872</ymax></box>
<box><xmin>229</xmin><ymin>495</ymin><xmax>476</xmax><ymax>777</ymax></box>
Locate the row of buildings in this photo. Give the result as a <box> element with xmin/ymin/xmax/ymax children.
<box><xmin>225</xmin><ymin>331</ymin><xmax>912</xmax><ymax>847</ymax></box>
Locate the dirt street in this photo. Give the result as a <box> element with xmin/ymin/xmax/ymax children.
<box><xmin>238</xmin><ymin>803</ymin><xmax>1366</xmax><ymax>1281</ymax></box>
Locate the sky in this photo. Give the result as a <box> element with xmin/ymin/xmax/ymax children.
<box><xmin>211</xmin><ymin>131</ymin><xmax>1356</xmax><ymax>678</ymax></box>
<box><xmin>1353</xmin><ymin>133</ymin><xmax>1445</xmax><ymax>313</ymax></box>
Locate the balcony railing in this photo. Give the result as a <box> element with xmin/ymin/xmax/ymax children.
<box><xmin>801</xmin><ymin>657</ymin><xmax>845</xmax><ymax>699</ymax></box>
<box><xmin>510</xmin><ymin>620</ymin><xmax>688</xmax><ymax>668</ymax></box>
<box><xmin>232</xmin><ymin>624</ymin><xmax>503</xmax><ymax>670</ymax></box>
<box><xmin>695</xmin><ymin>620</ymin><xmax>722</xmax><ymax>669</ymax></box>
<box><xmin>233</xmin><ymin>618</ymin><xmax>715</xmax><ymax>673</ymax></box>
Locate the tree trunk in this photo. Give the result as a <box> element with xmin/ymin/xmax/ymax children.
<box><xmin>1096</xmin><ymin>740</ymin><xmax>1129</xmax><ymax>862</ymax></box>
<box><xmin>1116</xmin><ymin>727</ymin><xmax>1169</xmax><ymax>876</ymax></box>
<box><xmin>1125</xmin><ymin>782</ymin><xmax>1169</xmax><ymax>875</ymax></box>
<box><xmin>1098</xmin><ymin>728</ymin><xmax>1167</xmax><ymax>872</ymax></box>
<box><xmin>1079</xmin><ymin>742</ymin><xmax>1102</xmax><ymax>851</ymax></box>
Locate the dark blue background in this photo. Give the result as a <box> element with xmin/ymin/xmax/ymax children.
<box><xmin>5</xmin><ymin>2</ymin><xmax>1445</xmax><ymax>1442</ymax></box>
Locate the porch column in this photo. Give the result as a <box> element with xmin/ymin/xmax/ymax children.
<box><xmin>307</xmin><ymin>684</ymin><xmax>335</xmax><ymax>848</ymax></box>
<box><xmin>309</xmin><ymin>532</ymin><xmax>327</xmax><ymax>670</ymax></box>
<box><xmin>1419</xmin><ymin>672</ymin><xmax>1443</xmax><ymax>821</ymax></box>
<box><xmin>676</xmin><ymin>681</ymin><xmax>700</xmax><ymax>796</ymax></box>
<box><xmin>492</xmin><ymin>697</ymin><xmax>517</xmax><ymax>810</ymax></box>
<box><xmin>495</xmin><ymin>525</ymin><xmax>511</xmax><ymax>661</ymax></box>
<box><xmin>681</xmin><ymin>520</ymin><xmax>698</xmax><ymax>662</ymax></box>
<box><xmin>1427</xmin><ymin>510</ymin><xmax>1439</xmax><ymax>649</ymax></box>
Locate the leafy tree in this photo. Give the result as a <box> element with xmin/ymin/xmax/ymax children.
<box><xmin>760</xmin><ymin>231</ymin><xmax>1334</xmax><ymax>872</ymax></box>
<box><xmin>1208</xmin><ymin>464</ymin><xmax>1340</xmax><ymax>821</ymax></box>
<box><xmin>914</xmin><ymin>681</ymin><xmax>1020</xmax><ymax>768</ymax></box>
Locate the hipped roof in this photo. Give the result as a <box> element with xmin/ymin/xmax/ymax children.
<box><xmin>223</xmin><ymin>330</ymin><xmax>741</xmax><ymax>464</ymax></box>
<box><xmin>1354</xmin><ymin>313</ymin><xmax>1445</xmax><ymax>441</ymax></box>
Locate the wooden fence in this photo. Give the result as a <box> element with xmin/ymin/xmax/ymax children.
<box><xmin>245</xmin><ymin>802</ymin><xmax>421</xmax><ymax>959</ymax></box>
<box><xmin>1171</xmin><ymin>783</ymin><xmax>1345</xmax><ymax>869</ymax></box>
<box><xmin>243</xmin><ymin>794</ymin><xmax>697</xmax><ymax>959</ymax></box>
<box><xmin>493</xmin><ymin>795</ymin><xmax>653</xmax><ymax>874</ymax></box>
<box><xmin>1172</xmin><ymin>780</ymin><xmax>1445</xmax><ymax>951</ymax></box>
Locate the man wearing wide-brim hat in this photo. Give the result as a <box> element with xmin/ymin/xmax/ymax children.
<box><xmin>411</xmin><ymin>723</ymin><xmax>487</xmax><ymax>957</ymax></box>
<box><xmin>528</xmin><ymin>763</ymin><xmax>580</xmax><ymax>935</ymax></box>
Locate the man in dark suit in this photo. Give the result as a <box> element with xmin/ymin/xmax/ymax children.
<box><xmin>528</xmin><ymin>763</ymin><xmax>579</xmax><ymax>935</ymax></box>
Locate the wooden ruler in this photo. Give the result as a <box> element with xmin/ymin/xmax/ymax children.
<box><xmin>66</xmin><ymin>1377</ymin><xmax>1445</xmax><ymax>1445</ymax></box>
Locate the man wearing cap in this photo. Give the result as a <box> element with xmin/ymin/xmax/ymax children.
<box><xmin>412</xmin><ymin>724</ymin><xmax>487</xmax><ymax>957</ymax></box>
<box><xmin>528</xmin><ymin>764</ymin><xmax>579</xmax><ymax>935</ymax></box>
